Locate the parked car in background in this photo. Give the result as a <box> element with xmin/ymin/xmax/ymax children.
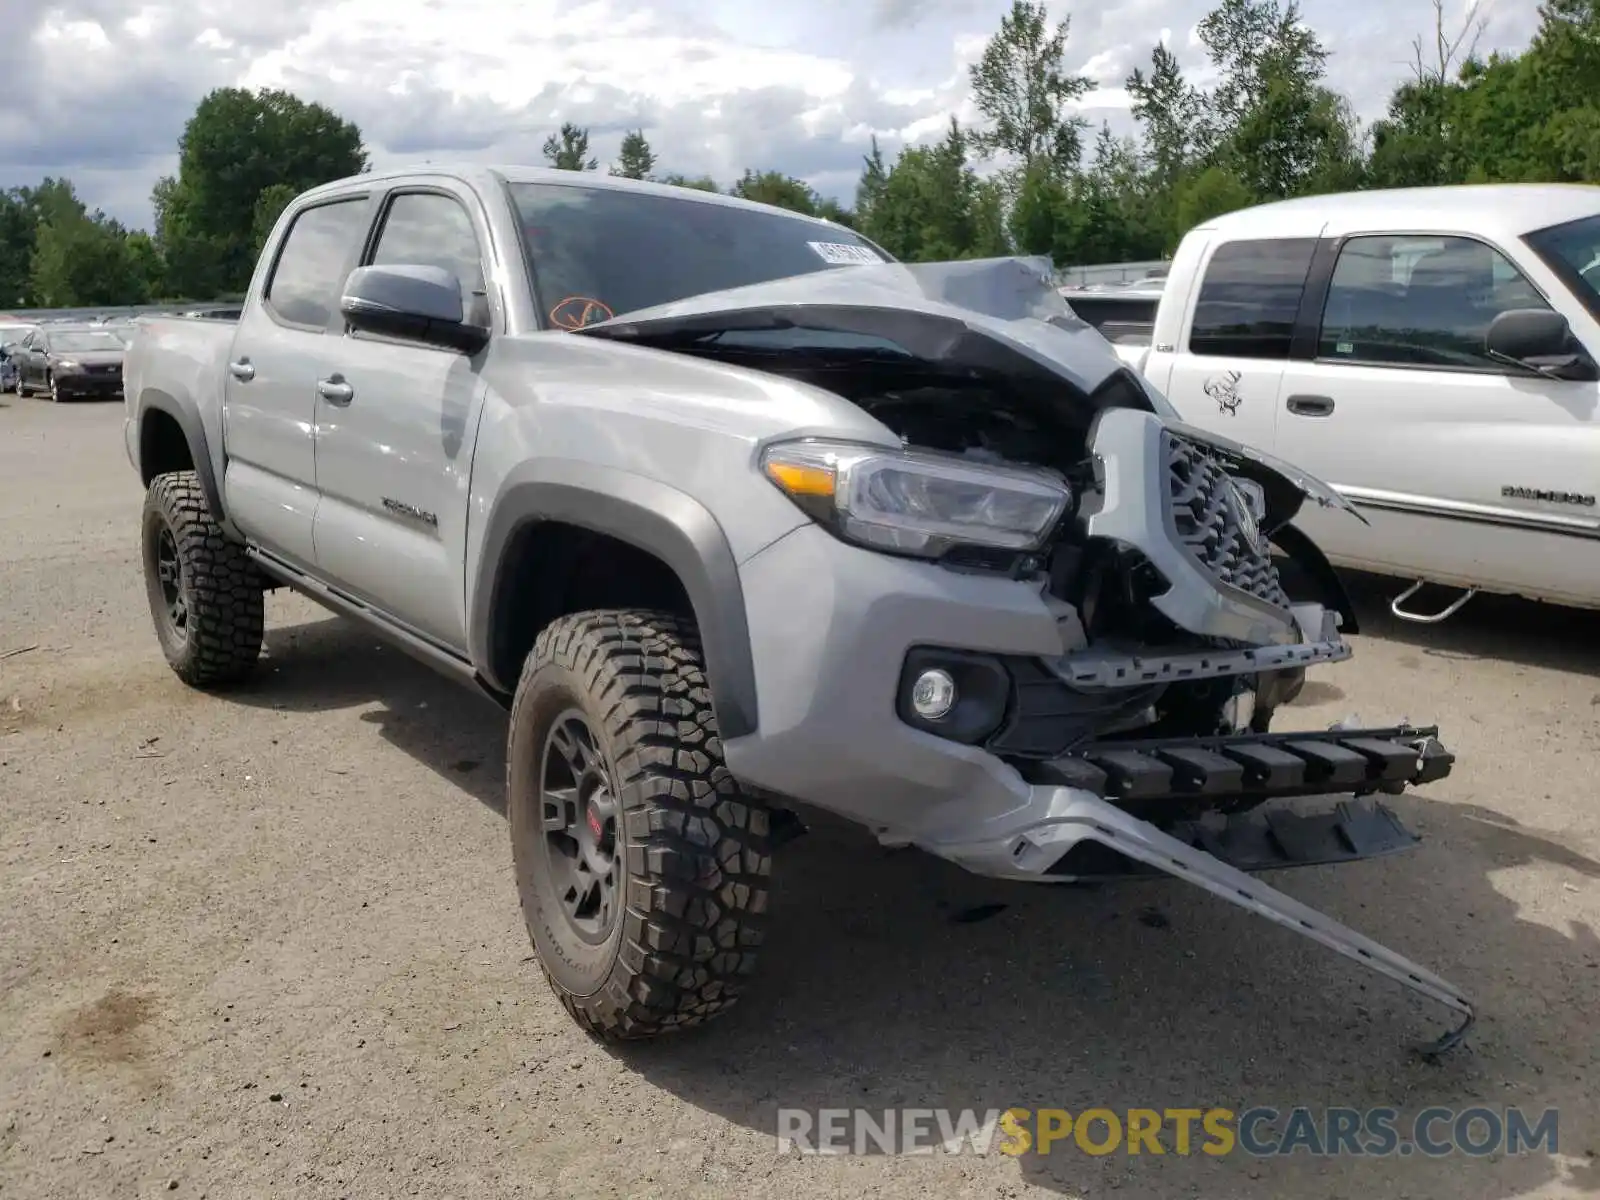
<box><xmin>0</xmin><ymin>324</ymin><xmax>36</xmax><ymax>393</ymax></box>
<box><xmin>13</xmin><ymin>324</ymin><xmax>128</xmax><ymax>401</ymax></box>
<box><xmin>1067</xmin><ymin>184</ymin><xmax>1600</xmax><ymax>622</ymax></box>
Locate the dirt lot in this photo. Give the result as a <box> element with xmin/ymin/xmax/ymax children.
<box><xmin>2</xmin><ymin>393</ymin><xmax>1598</xmax><ymax>1200</ymax></box>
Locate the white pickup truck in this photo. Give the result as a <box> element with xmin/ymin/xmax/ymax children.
<box><xmin>1065</xmin><ymin>184</ymin><xmax>1600</xmax><ymax>621</ymax></box>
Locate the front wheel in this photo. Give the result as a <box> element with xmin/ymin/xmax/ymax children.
<box><xmin>508</xmin><ymin>609</ymin><xmax>772</xmax><ymax>1039</ymax></box>
<box><xmin>47</xmin><ymin>373</ymin><xmax>60</xmax><ymax>403</ymax></box>
<box><xmin>140</xmin><ymin>471</ymin><xmax>265</xmax><ymax>686</ymax></box>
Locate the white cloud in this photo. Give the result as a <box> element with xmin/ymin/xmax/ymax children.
<box><xmin>0</xmin><ymin>0</ymin><xmax>1537</xmax><ymax>230</ymax></box>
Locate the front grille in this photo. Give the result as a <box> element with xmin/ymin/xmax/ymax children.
<box><xmin>86</xmin><ymin>364</ymin><xmax>120</xmax><ymax>376</ymax></box>
<box><xmin>1164</xmin><ymin>434</ymin><xmax>1289</xmax><ymax>610</ymax></box>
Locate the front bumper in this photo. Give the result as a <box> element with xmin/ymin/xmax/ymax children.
<box><xmin>54</xmin><ymin>370</ymin><xmax>123</xmax><ymax>398</ymax></box>
<box><xmin>725</xmin><ymin>523</ymin><xmax>1472</xmax><ymax>1051</ymax></box>
<box><xmin>918</xmin><ymin>781</ymin><xmax>1473</xmax><ymax>1055</ymax></box>
<box><xmin>918</xmin><ymin>723</ymin><xmax>1452</xmax><ymax>875</ymax></box>
<box><xmin>901</xmin><ymin>722</ymin><xmax>1470</xmax><ymax>1055</ymax></box>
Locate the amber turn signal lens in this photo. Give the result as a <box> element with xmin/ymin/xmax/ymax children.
<box><xmin>763</xmin><ymin>460</ymin><xmax>836</xmax><ymax>498</ymax></box>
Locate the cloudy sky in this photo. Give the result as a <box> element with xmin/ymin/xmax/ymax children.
<box><xmin>0</xmin><ymin>0</ymin><xmax>1529</xmax><ymax>232</ymax></box>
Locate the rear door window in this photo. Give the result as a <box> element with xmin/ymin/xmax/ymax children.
<box><xmin>1188</xmin><ymin>238</ymin><xmax>1317</xmax><ymax>359</ymax></box>
<box><xmin>1318</xmin><ymin>233</ymin><xmax>1552</xmax><ymax>370</ymax></box>
<box><xmin>264</xmin><ymin>197</ymin><xmax>372</xmax><ymax>329</ymax></box>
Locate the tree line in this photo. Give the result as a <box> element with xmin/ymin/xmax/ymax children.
<box><xmin>1</xmin><ymin>0</ymin><xmax>1594</xmax><ymax>309</ymax></box>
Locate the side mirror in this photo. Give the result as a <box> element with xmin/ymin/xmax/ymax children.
<box><xmin>1487</xmin><ymin>309</ymin><xmax>1570</xmax><ymax>359</ymax></box>
<box><xmin>1486</xmin><ymin>308</ymin><xmax>1599</xmax><ymax>382</ymax></box>
<box><xmin>340</xmin><ymin>264</ymin><xmax>490</xmax><ymax>355</ymax></box>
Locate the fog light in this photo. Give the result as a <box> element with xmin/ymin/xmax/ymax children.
<box><xmin>910</xmin><ymin>669</ymin><xmax>957</xmax><ymax>720</ymax></box>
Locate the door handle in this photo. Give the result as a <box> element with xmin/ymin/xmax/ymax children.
<box><xmin>228</xmin><ymin>359</ymin><xmax>255</xmax><ymax>381</ymax></box>
<box><xmin>1286</xmin><ymin>393</ymin><xmax>1335</xmax><ymax>417</ymax></box>
<box><xmin>317</xmin><ymin>376</ymin><xmax>354</xmax><ymax>406</ymax></box>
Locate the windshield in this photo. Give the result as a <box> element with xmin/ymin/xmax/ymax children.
<box><xmin>1525</xmin><ymin>212</ymin><xmax>1600</xmax><ymax>323</ymax></box>
<box><xmin>50</xmin><ymin>331</ymin><xmax>124</xmax><ymax>353</ymax></box>
<box><xmin>509</xmin><ymin>182</ymin><xmax>889</xmax><ymax>328</ymax></box>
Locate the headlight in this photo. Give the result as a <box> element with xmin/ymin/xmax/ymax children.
<box><xmin>54</xmin><ymin>359</ymin><xmax>81</xmax><ymax>372</ymax></box>
<box><xmin>760</xmin><ymin>438</ymin><xmax>1071</xmax><ymax>558</ymax></box>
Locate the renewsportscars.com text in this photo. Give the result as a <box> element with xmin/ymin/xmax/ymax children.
<box><xmin>775</xmin><ymin>1106</ymin><xmax>1560</xmax><ymax>1158</ymax></box>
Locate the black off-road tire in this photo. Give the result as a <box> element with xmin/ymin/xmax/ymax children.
<box><xmin>508</xmin><ymin>609</ymin><xmax>772</xmax><ymax>1040</ymax></box>
<box><xmin>140</xmin><ymin>471</ymin><xmax>265</xmax><ymax>687</ymax></box>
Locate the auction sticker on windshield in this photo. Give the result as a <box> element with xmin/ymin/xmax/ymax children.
<box><xmin>809</xmin><ymin>242</ymin><xmax>883</xmax><ymax>265</ymax></box>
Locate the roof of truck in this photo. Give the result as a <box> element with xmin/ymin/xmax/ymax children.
<box><xmin>1199</xmin><ymin>184</ymin><xmax>1600</xmax><ymax>241</ymax></box>
<box><xmin>297</xmin><ymin>163</ymin><xmax>855</xmax><ymax>229</ymax></box>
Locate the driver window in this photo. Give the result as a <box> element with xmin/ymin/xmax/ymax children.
<box><xmin>369</xmin><ymin>191</ymin><xmax>487</xmax><ymax>305</ymax></box>
<box><xmin>1319</xmin><ymin>234</ymin><xmax>1552</xmax><ymax>370</ymax></box>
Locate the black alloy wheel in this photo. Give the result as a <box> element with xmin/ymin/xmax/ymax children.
<box><xmin>536</xmin><ymin>710</ymin><xmax>623</xmax><ymax>943</ymax></box>
<box><xmin>153</xmin><ymin>523</ymin><xmax>189</xmax><ymax>644</ymax></box>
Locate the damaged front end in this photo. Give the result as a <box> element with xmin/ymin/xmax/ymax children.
<box><xmin>577</xmin><ymin>256</ymin><xmax>1473</xmax><ymax>1053</ymax></box>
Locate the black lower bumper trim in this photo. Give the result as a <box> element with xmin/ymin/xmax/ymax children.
<box><xmin>1046</xmin><ymin>798</ymin><xmax>1422</xmax><ymax>880</ymax></box>
<box><xmin>1032</xmin><ymin>724</ymin><xmax>1453</xmax><ymax>804</ymax></box>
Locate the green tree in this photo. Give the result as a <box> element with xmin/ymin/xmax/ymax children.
<box><xmin>658</xmin><ymin>172</ymin><xmax>721</xmax><ymax>192</ymax></box>
<box><xmin>729</xmin><ymin>169</ymin><xmax>821</xmax><ymax>215</ymax></box>
<box><xmin>859</xmin><ymin>119</ymin><xmax>999</xmax><ymax>262</ymax></box>
<box><xmin>1366</xmin><ymin>0</ymin><xmax>1487</xmax><ymax>186</ymax></box>
<box><xmin>28</xmin><ymin>184</ymin><xmax>151</xmax><ymax>307</ymax></box>
<box><xmin>0</xmin><ymin>190</ymin><xmax>37</xmax><ymax>306</ymax></box>
<box><xmin>611</xmin><ymin>129</ymin><xmax>657</xmax><ymax>180</ymax></box>
<box><xmin>1368</xmin><ymin>77</ymin><xmax>1466</xmax><ymax>188</ymax></box>
<box><xmin>968</xmin><ymin>178</ymin><xmax>1014</xmax><ymax>258</ymax></box>
<box><xmin>816</xmin><ymin>198</ymin><xmax>856</xmax><ymax>227</ymax></box>
<box><xmin>250</xmin><ymin>183</ymin><xmax>300</xmax><ymax>259</ymax></box>
<box><xmin>968</xmin><ymin>0</ymin><xmax>1093</xmax><ymax>176</ymax></box>
<box><xmin>544</xmin><ymin>123</ymin><xmax>597</xmax><ymax>171</ymax></box>
<box><xmin>1196</xmin><ymin>0</ymin><xmax>1359</xmax><ymax>198</ymax></box>
<box><xmin>855</xmin><ymin>137</ymin><xmax>890</xmax><ymax>227</ymax></box>
<box><xmin>154</xmin><ymin>88</ymin><xmax>367</xmax><ymax>298</ymax></box>
<box><xmin>125</xmin><ymin>231</ymin><xmax>166</xmax><ymax>300</ymax></box>
<box><xmin>1172</xmin><ymin>165</ymin><xmax>1256</xmax><ymax>235</ymax></box>
<box><xmin>1127</xmin><ymin>44</ymin><xmax>1205</xmax><ymax>186</ymax></box>
<box><xmin>1009</xmin><ymin>161</ymin><xmax>1069</xmax><ymax>258</ymax></box>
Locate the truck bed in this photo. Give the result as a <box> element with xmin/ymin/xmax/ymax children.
<box><xmin>123</xmin><ymin>316</ymin><xmax>236</xmax><ymax>427</ymax></box>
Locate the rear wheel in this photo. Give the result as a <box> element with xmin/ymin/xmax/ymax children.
<box><xmin>508</xmin><ymin>609</ymin><xmax>772</xmax><ymax>1039</ymax></box>
<box><xmin>140</xmin><ymin>471</ymin><xmax>265</xmax><ymax>686</ymax></box>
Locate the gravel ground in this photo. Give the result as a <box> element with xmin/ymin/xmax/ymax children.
<box><xmin>2</xmin><ymin>393</ymin><xmax>1598</xmax><ymax>1200</ymax></box>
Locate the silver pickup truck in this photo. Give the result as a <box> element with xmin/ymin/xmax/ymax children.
<box><xmin>122</xmin><ymin>165</ymin><xmax>1472</xmax><ymax>1050</ymax></box>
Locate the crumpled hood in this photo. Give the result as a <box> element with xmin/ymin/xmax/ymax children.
<box><xmin>574</xmin><ymin>255</ymin><xmax>1360</xmax><ymax>522</ymax></box>
<box><xmin>575</xmin><ymin>255</ymin><xmax>1175</xmax><ymax>413</ymax></box>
